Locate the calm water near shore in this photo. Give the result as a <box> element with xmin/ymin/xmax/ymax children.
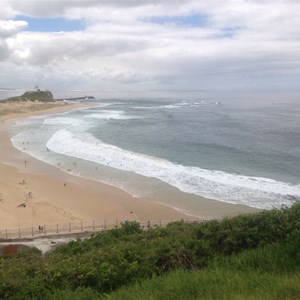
<box><xmin>4</xmin><ymin>90</ymin><xmax>300</xmax><ymax>213</ymax></box>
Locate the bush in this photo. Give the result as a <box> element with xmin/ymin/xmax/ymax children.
<box><xmin>1</xmin><ymin>203</ymin><xmax>300</xmax><ymax>298</ymax></box>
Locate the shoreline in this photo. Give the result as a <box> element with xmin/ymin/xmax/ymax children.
<box><xmin>0</xmin><ymin>101</ymin><xmax>258</xmax><ymax>229</ymax></box>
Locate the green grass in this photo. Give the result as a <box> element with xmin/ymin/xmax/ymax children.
<box><xmin>109</xmin><ymin>242</ymin><xmax>300</xmax><ymax>300</ymax></box>
<box><xmin>45</xmin><ymin>241</ymin><xmax>300</xmax><ymax>299</ymax></box>
<box><xmin>108</xmin><ymin>269</ymin><xmax>300</xmax><ymax>300</ymax></box>
<box><xmin>0</xmin><ymin>203</ymin><xmax>300</xmax><ymax>299</ymax></box>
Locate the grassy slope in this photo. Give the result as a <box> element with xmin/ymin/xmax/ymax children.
<box><xmin>0</xmin><ymin>203</ymin><xmax>299</xmax><ymax>299</ymax></box>
<box><xmin>109</xmin><ymin>243</ymin><xmax>300</xmax><ymax>300</ymax></box>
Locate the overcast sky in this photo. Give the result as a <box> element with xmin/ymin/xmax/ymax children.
<box><xmin>0</xmin><ymin>0</ymin><xmax>300</xmax><ymax>91</ymax></box>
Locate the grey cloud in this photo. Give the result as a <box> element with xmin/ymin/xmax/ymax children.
<box><xmin>5</xmin><ymin>0</ymin><xmax>183</xmax><ymax>18</ymax></box>
<box><xmin>10</xmin><ymin>30</ymin><xmax>150</xmax><ymax>66</ymax></box>
<box><xmin>0</xmin><ymin>40</ymin><xmax>10</xmax><ymax>61</ymax></box>
<box><xmin>1</xmin><ymin>0</ymin><xmax>300</xmax><ymax>90</ymax></box>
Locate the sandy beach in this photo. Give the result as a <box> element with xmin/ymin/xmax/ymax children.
<box><xmin>0</xmin><ymin>101</ymin><xmax>258</xmax><ymax>230</ymax></box>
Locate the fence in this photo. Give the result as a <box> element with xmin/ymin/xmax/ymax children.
<box><xmin>0</xmin><ymin>218</ymin><xmax>201</xmax><ymax>240</ymax></box>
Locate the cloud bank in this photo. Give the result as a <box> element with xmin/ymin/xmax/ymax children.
<box><xmin>0</xmin><ymin>0</ymin><xmax>300</xmax><ymax>90</ymax></box>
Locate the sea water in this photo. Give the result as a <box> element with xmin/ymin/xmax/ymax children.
<box><xmin>6</xmin><ymin>90</ymin><xmax>300</xmax><ymax>212</ymax></box>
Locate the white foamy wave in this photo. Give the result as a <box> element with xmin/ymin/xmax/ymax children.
<box><xmin>14</xmin><ymin>115</ymin><xmax>46</xmax><ymax>126</ymax></box>
<box><xmin>171</xmin><ymin>100</ymin><xmax>221</xmax><ymax>108</ymax></box>
<box><xmin>132</xmin><ymin>105</ymin><xmax>167</xmax><ymax>110</ymax></box>
<box><xmin>46</xmin><ymin>129</ymin><xmax>300</xmax><ymax>209</ymax></box>
<box><xmin>43</xmin><ymin>117</ymin><xmax>83</xmax><ymax>126</ymax></box>
<box><xmin>85</xmin><ymin>110</ymin><xmax>141</xmax><ymax>120</ymax></box>
<box><xmin>133</xmin><ymin>104</ymin><xmax>183</xmax><ymax>110</ymax></box>
<box><xmin>132</xmin><ymin>101</ymin><xmax>216</xmax><ymax>110</ymax></box>
<box><xmin>161</xmin><ymin>104</ymin><xmax>181</xmax><ymax>109</ymax></box>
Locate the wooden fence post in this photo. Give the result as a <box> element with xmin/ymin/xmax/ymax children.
<box><xmin>44</xmin><ymin>224</ymin><xmax>46</xmax><ymax>234</ymax></box>
<box><xmin>5</xmin><ymin>229</ymin><xmax>7</xmax><ymax>239</ymax></box>
<box><xmin>93</xmin><ymin>220</ymin><xmax>95</xmax><ymax>230</ymax></box>
<box><xmin>81</xmin><ymin>222</ymin><xmax>83</xmax><ymax>231</ymax></box>
<box><xmin>69</xmin><ymin>222</ymin><xmax>71</xmax><ymax>232</ymax></box>
<box><xmin>104</xmin><ymin>219</ymin><xmax>106</xmax><ymax>230</ymax></box>
<box><xmin>32</xmin><ymin>226</ymin><xmax>34</xmax><ymax>236</ymax></box>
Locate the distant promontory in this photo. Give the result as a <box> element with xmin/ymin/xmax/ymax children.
<box><xmin>4</xmin><ymin>89</ymin><xmax>54</xmax><ymax>102</ymax></box>
<box><xmin>3</xmin><ymin>89</ymin><xmax>95</xmax><ymax>102</ymax></box>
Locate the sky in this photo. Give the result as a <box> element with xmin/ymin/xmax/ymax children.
<box><xmin>0</xmin><ymin>0</ymin><xmax>300</xmax><ymax>91</ymax></box>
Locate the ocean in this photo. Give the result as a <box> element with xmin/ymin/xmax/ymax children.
<box><xmin>4</xmin><ymin>90</ymin><xmax>300</xmax><ymax>214</ymax></box>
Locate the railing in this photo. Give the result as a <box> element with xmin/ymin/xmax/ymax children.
<box><xmin>0</xmin><ymin>218</ymin><xmax>201</xmax><ymax>240</ymax></box>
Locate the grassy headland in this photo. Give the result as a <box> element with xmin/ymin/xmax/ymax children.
<box><xmin>3</xmin><ymin>89</ymin><xmax>54</xmax><ymax>102</ymax></box>
<box><xmin>0</xmin><ymin>202</ymin><xmax>299</xmax><ymax>299</ymax></box>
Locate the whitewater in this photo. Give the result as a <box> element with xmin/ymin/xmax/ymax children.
<box><xmin>9</xmin><ymin>93</ymin><xmax>300</xmax><ymax>212</ymax></box>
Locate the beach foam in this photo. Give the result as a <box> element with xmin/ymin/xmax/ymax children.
<box><xmin>132</xmin><ymin>100</ymin><xmax>218</xmax><ymax>110</ymax></box>
<box><xmin>84</xmin><ymin>110</ymin><xmax>141</xmax><ymax>120</ymax></box>
<box><xmin>46</xmin><ymin>128</ymin><xmax>300</xmax><ymax>209</ymax></box>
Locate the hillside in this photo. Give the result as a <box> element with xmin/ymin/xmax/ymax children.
<box><xmin>3</xmin><ymin>89</ymin><xmax>54</xmax><ymax>102</ymax></box>
<box><xmin>0</xmin><ymin>203</ymin><xmax>299</xmax><ymax>299</ymax></box>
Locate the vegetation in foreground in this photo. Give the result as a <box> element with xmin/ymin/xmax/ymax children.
<box><xmin>109</xmin><ymin>242</ymin><xmax>300</xmax><ymax>300</ymax></box>
<box><xmin>0</xmin><ymin>202</ymin><xmax>299</xmax><ymax>299</ymax></box>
